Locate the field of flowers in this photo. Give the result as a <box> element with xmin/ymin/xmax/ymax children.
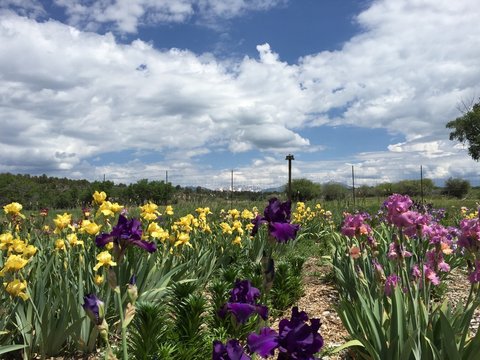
<box><xmin>1</xmin><ymin>192</ymin><xmax>480</xmax><ymax>359</ymax></box>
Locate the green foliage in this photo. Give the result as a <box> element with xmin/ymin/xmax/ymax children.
<box><xmin>270</xmin><ymin>257</ymin><xmax>305</xmax><ymax>311</ymax></box>
<box><xmin>446</xmin><ymin>100</ymin><xmax>480</xmax><ymax>161</ymax></box>
<box><xmin>443</xmin><ymin>177</ymin><xmax>471</xmax><ymax>199</ymax></box>
<box><xmin>393</xmin><ymin>179</ymin><xmax>435</xmax><ymax>197</ymax></box>
<box><xmin>289</xmin><ymin>178</ymin><xmax>321</xmax><ymax>201</ymax></box>
<box><xmin>127</xmin><ymin>301</ymin><xmax>170</xmax><ymax>360</ymax></box>
<box><xmin>332</xmin><ymin>218</ymin><xmax>479</xmax><ymax>360</ymax></box>
<box><xmin>321</xmin><ymin>182</ymin><xmax>349</xmax><ymax>201</ymax></box>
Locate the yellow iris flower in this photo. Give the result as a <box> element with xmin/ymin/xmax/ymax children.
<box><xmin>0</xmin><ymin>254</ymin><xmax>28</xmax><ymax>275</ymax></box>
<box><xmin>3</xmin><ymin>202</ymin><xmax>25</xmax><ymax>218</ymax></box>
<box><xmin>4</xmin><ymin>279</ymin><xmax>29</xmax><ymax>300</ymax></box>
<box><xmin>93</xmin><ymin>191</ymin><xmax>107</xmax><ymax>204</ymax></box>
<box><xmin>93</xmin><ymin>251</ymin><xmax>117</xmax><ymax>271</ymax></box>
<box><xmin>54</xmin><ymin>213</ymin><xmax>72</xmax><ymax>231</ymax></box>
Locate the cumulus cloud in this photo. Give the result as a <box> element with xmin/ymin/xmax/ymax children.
<box><xmin>300</xmin><ymin>0</ymin><xmax>480</xmax><ymax>138</ymax></box>
<box><xmin>1</xmin><ymin>0</ymin><xmax>480</xmax><ymax>186</ymax></box>
<box><xmin>0</xmin><ymin>13</ymin><xmax>310</xmax><ymax>179</ymax></box>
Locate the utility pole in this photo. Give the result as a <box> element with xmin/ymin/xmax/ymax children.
<box><xmin>352</xmin><ymin>165</ymin><xmax>356</xmax><ymax>207</ymax></box>
<box><xmin>420</xmin><ymin>165</ymin><xmax>424</xmax><ymax>204</ymax></box>
<box><xmin>285</xmin><ymin>154</ymin><xmax>294</xmax><ymax>202</ymax></box>
<box><xmin>166</xmin><ymin>170</ymin><xmax>168</xmax><ymax>184</ymax></box>
<box><xmin>230</xmin><ymin>170</ymin><xmax>234</xmax><ymax>209</ymax></box>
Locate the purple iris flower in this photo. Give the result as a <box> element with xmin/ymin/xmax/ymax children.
<box><xmin>264</xmin><ymin>198</ymin><xmax>292</xmax><ymax>223</ymax></box>
<box><xmin>251</xmin><ymin>198</ymin><xmax>300</xmax><ymax>243</ymax></box>
<box><xmin>384</xmin><ymin>274</ymin><xmax>401</xmax><ymax>296</ymax></box>
<box><xmin>96</xmin><ymin>214</ymin><xmax>156</xmax><ymax>253</ymax></box>
<box><xmin>247</xmin><ymin>307</ymin><xmax>323</xmax><ymax>359</ymax></box>
<box><xmin>247</xmin><ymin>327</ymin><xmax>279</xmax><ymax>358</ymax></box>
<box><xmin>212</xmin><ymin>339</ymin><xmax>251</xmax><ymax>360</ymax></box>
<box><xmin>82</xmin><ymin>293</ymin><xmax>104</xmax><ymax>325</ymax></box>
<box><xmin>219</xmin><ymin>280</ymin><xmax>268</xmax><ymax>324</ymax></box>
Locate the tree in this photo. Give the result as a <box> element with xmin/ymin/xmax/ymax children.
<box><xmin>321</xmin><ymin>182</ymin><xmax>348</xmax><ymax>201</ymax></box>
<box><xmin>288</xmin><ymin>178</ymin><xmax>321</xmax><ymax>201</ymax></box>
<box><xmin>443</xmin><ymin>177</ymin><xmax>470</xmax><ymax>199</ymax></box>
<box><xmin>446</xmin><ymin>100</ymin><xmax>480</xmax><ymax>160</ymax></box>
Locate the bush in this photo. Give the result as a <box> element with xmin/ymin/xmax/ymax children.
<box><xmin>288</xmin><ymin>178</ymin><xmax>321</xmax><ymax>201</ymax></box>
<box><xmin>322</xmin><ymin>182</ymin><xmax>348</xmax><ymax>201</ymax></box>
<box><xmin>443</xmin><ymin>177</ymin><xmax>471</xmax><ymax>198</ymax></box>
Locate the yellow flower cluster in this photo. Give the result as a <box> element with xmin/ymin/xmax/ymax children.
<box><xmin>3</xmin><ymin>202</ymin><xmax>26</xmax><ymax>219</ymax></box>
<box><xmin>218</xmin><ymin>207</ymin><xmax>257</xmax><ymax>247</ymax></box>
<box><xmin>460</xmin><ymin>206</ymin><xmax>478</xmax><ymax>219</ymax></box>
<box><xmin>195</xmin><ymin>207</ymin><xmax>212</xmax><ymax>233</ymax></box>
<box><xmin>0</xmin><ymin>230</ymin><xmax>37</xmax><ymax>300</ymax></box>
<box><xmin>140</xmin><ymin>202</ymin><xmax>161</xmax><ymax>221</ymax></box>
<box><xmin>146</xmin><ymin>222</ymin><xmax>169</xmax><ymax>242</ymax></box>
<box><xmin>97</xmin><ymin>201</ymin><xmax>124</xmax><ymax>217</ymax></box>
<box><xmin>292</xmin><ymin>202</ymin><xmax>333</xmax><ymax>226</ymax></box>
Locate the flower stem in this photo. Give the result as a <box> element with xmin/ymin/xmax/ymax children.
<box><xmin>115</xmin><ymin>287</ymin><xmax>128</xmax><ymax>360</ymax></box>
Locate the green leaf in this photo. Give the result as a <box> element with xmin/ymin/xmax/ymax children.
<box><xmin>0</xmin><ymin>344</ymin><xmax>27</xmax><ymax>356</ymax></box>
<box><xmin>329</xmin><ymin>339</ymin><xmax>364</xmax><ymax>354</ymax></box>
<box><xmin>438</xmin><ymin>312</ymin><xmax>461</xmax><ymax>360</ymax></box>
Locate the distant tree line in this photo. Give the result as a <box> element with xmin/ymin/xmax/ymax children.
<box><xmin>288</xmin><ymin>177</ymin><xmax>473</xmax><ymax>202</ymax></box>
<box><xmin>0</xmin><ymin>173</ymin><xmax>176</xmax><ymax>210</ymax></box>
<box><xmin>0</xmin><ymin>173</ymin><xmax>474</xmax><ymax>210</ymax></box>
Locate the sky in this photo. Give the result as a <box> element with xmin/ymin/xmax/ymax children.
<box><xmin>1</xmin><ymin>0</ymin><xmax>480</xmax><ymax>191</ymax></box>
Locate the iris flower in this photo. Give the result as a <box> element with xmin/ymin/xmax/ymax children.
<box><xmin>251</xmin><ymin>198</ymin><xmax>300</xmax><ymax>243</ymax></box>
<box><xmin>82</xmin><ymin>294</ymin><xmax>105</xmax><ymax>325</ymax></box>
<box><xmin>96</xmin><ymin>215</ymin><xmax>156</xmax><ymax>254</ymax></box>
<box><xmin>219</xmin><ymin>279</ymin><xmax>268</xmax><ymax>324</ymax></box>
<box><xmin>212</xmin><ymin>339</ymin><xmax>251</xmax><ymax>360</ymax></box>
<box><xmin>247</xmin><ymin>307</ymin><xmax>323</xmax><ymax>359</ymax></box>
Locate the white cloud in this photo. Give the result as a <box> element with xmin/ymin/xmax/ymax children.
<box><xmin>1</xmin><ymin>0</ymin><xmax>45</xmax><ymax>18</ymax></box>
<box><xmin>0</xmin><ymin>13</ymin><xmax>310</xmax><ymax>179</ymax></box>
<box><xmin>1</xmin><ymin>0</ymin><xmax>480</xmax><ymax>187</ymax></box>
<box><xmin>51</xmin><ymin>0</ymin><xmax>286</xmax><ymax>33</ymax></box>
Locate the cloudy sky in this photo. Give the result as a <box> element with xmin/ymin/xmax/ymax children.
<box><xmin>1</xmin><ymin>0</ymin><xmax>480</xmax><ymax>190</ymax></box>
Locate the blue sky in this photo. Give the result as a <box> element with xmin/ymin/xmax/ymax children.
<box><xmin>1</xmin><ymin>0</ymin><xmax>480</xmax><ymax>189</ymax></box>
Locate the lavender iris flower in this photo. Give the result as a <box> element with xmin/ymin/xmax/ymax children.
<box><xmin>212</xmin><ymin>339</ymin><xmax>251</xmax><ymax>360</ymax></box>
<box><xmin>251</xmin><ymin>198</ymin><xmax>300</xmax><ymax>243</ymax></box>
<box><xmin>82</xmin><ymin>293</ymin><xmax>104</xmax><ymax>325</ymax></box>
<box><xmin>96</xmin><ymin>214</ymin><xmax>156</xmax><ymax>253</ymax></box>
<box><xmin>247</xmin><ymin>307</ymin><xmax>323</xmax><ymax>359</ymax></box>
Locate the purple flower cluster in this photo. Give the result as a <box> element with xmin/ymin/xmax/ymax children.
<box><xmin>252</xmin><ymin>198</ymin><xmax>300</xmax><ymax>243</ymax></box>
<box><xmin>457</xmin><ymin>217</ymin><xmax>480</xmax><ymax>283</ymax></box>
<box><xmin>213</xmin><ymin>307</ymin><xmax>323</xmax><ymax>360</ymax></box>
<box><xmin>457</xmin><ymin>217</ymin><xmax>480</xmax><ymax>252</ymax></box>
<box><xmin>383</xmin><ymin>194</ymin><xmax>433</xmax><ymax>236</ymax></box>
<box><xmin>247</xmin><ymin>307</ymin><xmax>323</xmax><ymax>359</ymax></box>
<box><xmin>219</xmin><ymin>280</ymin><xmax>268</xmax><ymax>324</ymax></box>
<box><xmin>96</xmin><ymin>214</ymin><xmax>156</xmax><ymax>253</ymax></box>
<box><xmin>341</xmin><ymin>213</ymin><xmax>372</xmax><ymax>238</ymax></box>
<box><xmin>384</xmin><ymin>274</ymin><xmax>400</xmax><ymax>296</ymax></box>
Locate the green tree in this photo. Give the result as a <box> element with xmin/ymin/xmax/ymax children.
<box><xmin>446</xmin><ymin>100</ymin><xmax>480</xmax><ymax>160</ymax></box>
<box><xmin>288</xmin><ymin>178</ymin><xmax>321</xmax><ymax>201</ymax></box>
<box><xmin>322</xmin><ymin>182</ymin><xmax>348</xmax><ymax>201</ymax></box>
<box><xmin>443</xmin><ymin>177</ymin><xmax>471</xmax><ymax>199</ymax></box>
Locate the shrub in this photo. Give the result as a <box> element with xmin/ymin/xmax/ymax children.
<box><xmin>443</xmin><ymin>177</ymin><xmax>471</xmax><ymax>198</ymax></box>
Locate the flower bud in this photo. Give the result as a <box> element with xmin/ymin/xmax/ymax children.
<box><xmin>127</xmin><ymin>274</ymin><xmax>138</xmax><ymax>304</ymax></box>
<box><xmin>98</xmin><ymin>318</ymin><xmax>109</xmax><ymax>343</ymax></box>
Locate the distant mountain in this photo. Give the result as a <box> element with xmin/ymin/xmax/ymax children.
<box><xmin>261</xmin><ymin>186</ymin><xmax>285</xmax><ymax>193</ymax></box>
